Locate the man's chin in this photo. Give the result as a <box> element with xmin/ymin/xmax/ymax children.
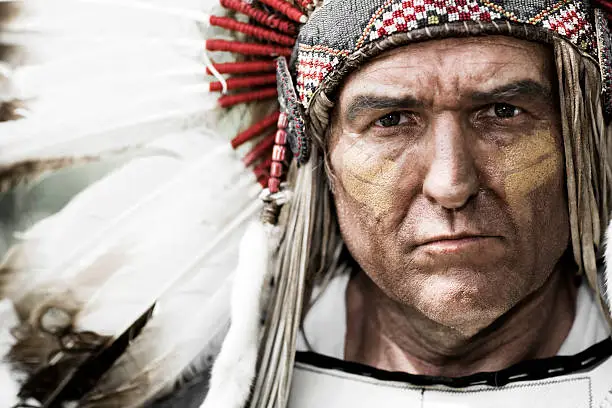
<box><xmin>411</xmin><ymin>276</ymin><xmax>517</xmax><ymax>337</ymax></box>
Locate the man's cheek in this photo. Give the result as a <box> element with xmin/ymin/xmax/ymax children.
<box><xmin>499</xmin><ymin>129</ymin><xmax>562</xmax><ymax>211</ymax></box>
<box><xmin>336</xmin><ymin>139</ymin><xmax>402</xmax><ymax>220</ymax></box>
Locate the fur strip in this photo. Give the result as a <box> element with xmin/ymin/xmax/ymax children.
<box><xmin>201</xmin><ymin>220</ymin><xmax>271</xmax><ymax>408</ymax></box>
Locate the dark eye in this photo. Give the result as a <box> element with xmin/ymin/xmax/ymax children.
<box><xmin>485</xmin><ymin>103</ymin><xmax>523</xmax><ymax>119</ymax></box>
<box><xmin>374</xmin><ymin>112</ymin><xmax>406</xmax><ymax>127</ymax></box>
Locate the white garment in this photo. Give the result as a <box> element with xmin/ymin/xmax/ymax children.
<box><xmin>292</xmin><ymin>276</ymin><xmax>612</xmax><ymax>408</ymax></box>
<box><xmin>297</xmin><ymin>274</ymin><xmax>611</xmax><ymax>358</ymax></box>
<box><xmin>289</xmin><ymin>353</ymin><xmax>612</xmax><ymax>408</ymax></box>
<box><xmin>297</xmin><ymin>273</ymin><xmax>350</xmax><ymax>359</ymax></box>
<box><xmin>559</xmin><ymin>282</ymin><xmax>611</xmax><ymax>355</ymax></box>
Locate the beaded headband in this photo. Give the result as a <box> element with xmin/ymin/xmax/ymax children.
<box><xmin>206</xmin><ymin>0</ymin><xmax>612</xmax><ymax>190</ymax></box>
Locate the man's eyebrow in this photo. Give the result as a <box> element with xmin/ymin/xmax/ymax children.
<box><xmin>345</xmin><ymin>95</ymin><xmax>423</xmax><ymax>122</ymax></box>
<box><xmin>470</xmin><ymin>80</ymin><xmax>552</xmax><ymax>104</ymax></box>
<box><xmin>343</xmin><ymin>81</ymin><xmax>551</xmax><ymax>121</ymax></box>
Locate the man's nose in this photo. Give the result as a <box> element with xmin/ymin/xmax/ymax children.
<box><xmin>422</xmin><ymin>118</ymin><xmax>478</xmax><ymax>210</ymax></box>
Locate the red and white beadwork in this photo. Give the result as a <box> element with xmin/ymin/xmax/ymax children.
<box><xmin>541</xmin><ymin>3</ymin><xmax>594</xmax><ymax>49</ymax></box>
<box><xmin>294</xmin><ymin>0</ymin><xmax>597</xmax><ymax>110</ymax></box>
<box><xmin>268</xmin><ymin>112</ymin><xmax>289</xmax><ymax>193</ymax></box>
<box><xmin>296</xmin><ymin>46</ymin><xmax>348</xmax><ymax>107</ymax></box>
<box><xmin>367</xmin><ymin>0</ymin><xmax>502</xmax><ymax>43</ymax></box>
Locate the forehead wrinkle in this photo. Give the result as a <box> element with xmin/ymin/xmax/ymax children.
<box><xmin>345</xmin><ymin>60</ymin><xmax>544</xmax><ymax>112</ymax></box>
<box><xmin>470</xmin><ymin>80</ymin><xmax>553</xmax><ymax>105</ymax></box>
<box><xmin>345</xmin><ymin>71</ymin><xmax>549</xmax><ymax>116</ymax></box>
<box><xmin>429</xmin><ymin>61</ymin><xmax>545</xmax><ymax>103</ymax></box>
<box><xmin>366</xmin><ymin>48</ymin><xmax>543</xmax><ymax>77</ymax></box>
<box><xmin>345</xmin><ymin>41</ymin><xmax>549</xmax><ymax>101</ymax></box>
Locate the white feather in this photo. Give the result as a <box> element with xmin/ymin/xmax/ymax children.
<box><xmin>77</xmin><ymin>133</ymin><xmax>266</xmax><ymax>407</ymax></box>
<box><xmin>0</xmin><ymin>131</ymin><xmax>262</xmax><ymax>404</ymax></box>
<box><xmin>0</xmin><ymin>299</ymin><xmax>20</xmax><ymax>408</ymax></box>
<box><xmin>0</xmin><ymin>0</ymin><xmax>257</xmax><ymax>251</ymax></box>
<box><xmin>83</xmin><ymin>276</ymin><xmax>233</xmax><ymax>407</ymax></box>
<box><xmin>4</xmin><ymin>138</ymin><xmax>254</xmax><ymax>329</ymax></box>
<box><xmin>0</xmin><ymin>0</ymin><xmax>241</xmax><ymax>168</ymax></box>
<box><xmin>0</xmin><ymin>365</ymin><xmax>20</xmax><ymax>408</ymax></box>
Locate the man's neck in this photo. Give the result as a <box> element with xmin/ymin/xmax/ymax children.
<box><xmin>344</xmin><ymin>267</ymin><xmax>577</xmax><ymax>377</ymax></box>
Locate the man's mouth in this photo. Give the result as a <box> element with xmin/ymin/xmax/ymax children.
<box><xmin>417</xmin><ymin>234</ymin><xmax>501</xmax><ymax>254</ymax></box>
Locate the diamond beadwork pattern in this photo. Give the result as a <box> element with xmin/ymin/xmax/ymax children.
<box><xmin>541</xmin><ymin>3</ymin><xmax>594</xmax><ymax>49</ymax></box>
<box><xmin>368</xmin><ymin>0</ymin><xmax>503</xmax><ymax>42</ymax></box>
<box><xmin>295</xmin><ymin>0</ymin><xmax>597</xmax><ymax>109</ymax></box>
<box><xmin>296</xmin><ymin>45</ymin><xmax>349</xmax><ymax>107</ymax></box>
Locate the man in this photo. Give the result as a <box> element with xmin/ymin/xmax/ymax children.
<box><xmin>0</xmin><ymin>0</ymin><xmax>611</xmax><ymax>407</ymax></box>
<box><xmin>205</xmin><ymin>1</ymin><xmax>612</xmax><ymax>407</ymax></box>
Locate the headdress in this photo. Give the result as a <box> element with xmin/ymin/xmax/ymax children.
<box><xmin>0</xmin><ymin>0</ymin><xmax>610</xmax><ymax>407</ymax></box>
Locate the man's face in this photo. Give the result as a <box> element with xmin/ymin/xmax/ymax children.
<box><xmin>329</xmin><ymin>36</ymin><xmax>570</xmax><ymax>335</ymax></box>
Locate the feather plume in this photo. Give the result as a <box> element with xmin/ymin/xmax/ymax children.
<box><xmin>0</xmin><ymin>0</ymin><xmax>281</xmax><ymax>404</ymax></box>
<box><xmin>0</xmin><ymin>0</ymin><xmax>253</xmax><ymax>187</ymax></box>
<box><xmin>0</xmin><ymin>0</ymin><xmax>271</xmax><ymax>393</ymax></box>
<box><xmin>77</xmin><ymin>163</ymin><xmax>264</xmax><ymax>408</ymax></box>
<box><xmin>0</xmin><ymin>131</ymin><xmax>261</xmax><ymax>405</ymax></box>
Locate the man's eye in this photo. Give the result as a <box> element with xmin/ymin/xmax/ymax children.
<box><xmin>485</xmin><ymin>103</ymin><xmax>523</xmax><ymax>119</ymax></box>
<box><xmin>374</xmin><ymin>112</ymin><xmax>408</xmax><ymax>127</ymax></box>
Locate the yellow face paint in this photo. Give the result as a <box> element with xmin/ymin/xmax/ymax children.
<box><xmin>339</xmin><ymin>130</ymin><xmax>560</xmax><ymax>219</ymax></box>
<box><xmin>341</xmin><ymin>141</ymin><xmax>398</xmax><ymax>218</ymax></box>
<box><xmin>502</xmin><ymin>130</ymin><xmax>561</xmax><ymax>205</ymax></box>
